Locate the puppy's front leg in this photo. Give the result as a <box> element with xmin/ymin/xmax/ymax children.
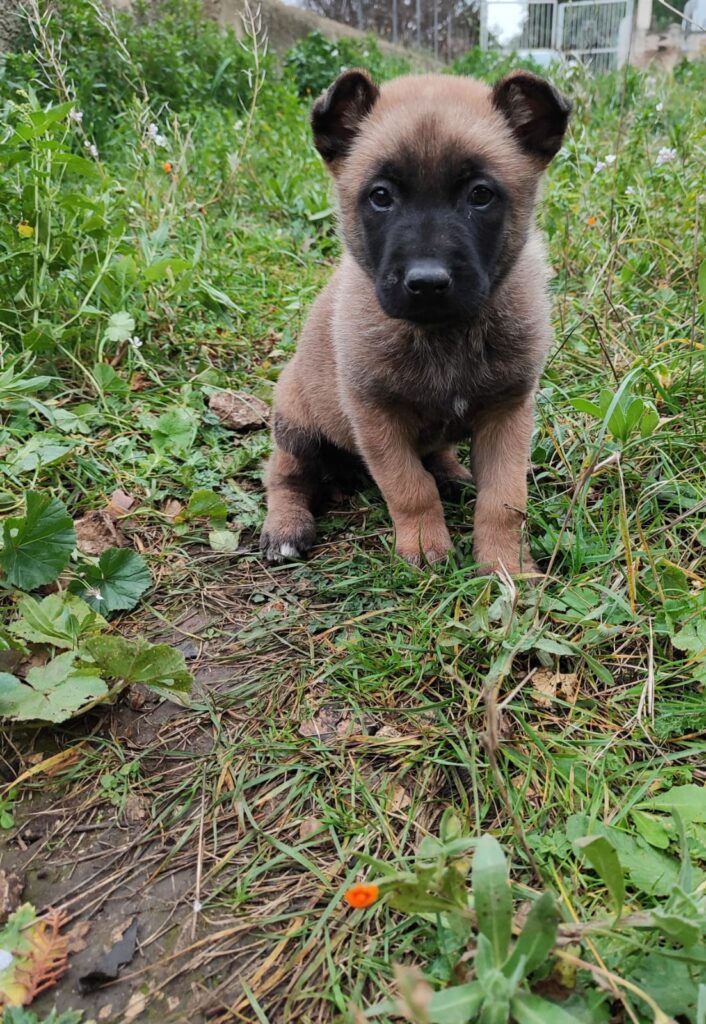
<box><xmin>472</xmin><ymin>397</ymin><xmax>538</xmax><ymax>576</ymax></box>
<box><xmin>350</xmin><ymin>400</ymin><xmax>453</xmax><ymax>566</ymax></box>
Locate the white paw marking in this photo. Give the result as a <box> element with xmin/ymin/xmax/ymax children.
<box><xmin>278</xmin><ymin>543</ymin><xmax>300</xmax><ymax>558</ymax></box>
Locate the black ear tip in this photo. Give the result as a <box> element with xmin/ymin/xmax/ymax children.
<box><xmin>311</xmin><ymin>67</ymin><xmax>380</xmax><ymax>164</ymax></box>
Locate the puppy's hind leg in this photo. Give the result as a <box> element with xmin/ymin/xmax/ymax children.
<box><xmin>260</xmin><ymin>424</ymin><xmax>322</xmax><ymax>562</ymax></box>
<box><xmin>424</xmin><ymin>448</ymin><xmax>473</xmax><ymax>504</ymax></box>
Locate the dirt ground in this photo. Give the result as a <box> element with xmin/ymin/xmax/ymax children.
<box><xmin>2</xmin><ymin>562</ymin><xmax>296</xmax><ymax>1023</ymax></box>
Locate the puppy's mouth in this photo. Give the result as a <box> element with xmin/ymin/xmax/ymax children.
<box><xmin>375</xmin><ymin>278</ymin><xmax>488</xmax><ymax>326</ymax></box>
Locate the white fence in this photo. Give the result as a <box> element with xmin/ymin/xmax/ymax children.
<box><xmin>480</xmin><ymin>0</ymin><xmax>635</xmax><ymax>70</ymax></box>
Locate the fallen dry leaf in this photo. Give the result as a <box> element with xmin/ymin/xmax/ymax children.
<box><xmin>208</xmin><ymin>390</ymin><xmax>269</xmax><ymax>430</ymax></box>
<box><xmin>97</xmin><ymin>1005</ymin><xmax>113</xmax><ymax>1021</ymax></box>
<box><xmin>123</xmin><ymin>793</ymin><xmax>151</xmax><ymax>824</ymax></box>
<box><xmin>531</xmin><ymin>668</ymin><xmax>580</xmax><ymax>708</ymax></box>
<box><xmin>299</xmin><ymin>816</ymin><xmax>324</xmax><ymax>841</ymax></box>
<box><xmin>298</xmin><ymin>706</ymin><xmax>355</xmax><ymax>741</ymax></box>
<box><xmin>0</xmin><ymin>870</ymin><xmax>25</xmax><ymax>926</ymax></box>
<box><xmin>74</xmin><ymin>510</ymin><xmax>127</xmax><ymax>556</ymax></box>
<box><xmin>107</xmin><ymin>489</ymin><xmax>136</xmax><ymax>517</ymax></box>
<box><xmin>64</xmin><ymin>919</ymin><xmax>91</xmax><ymax>954</ymax></box>
<box><xmin>163</xmin><ymin>498</ymin><xmax>184</xmax><ymax>521</ymax></box>
<box><xmin>123</xmin><ymin>991</ymin><xmax>147</xmax><ymax>1022</ymax></box>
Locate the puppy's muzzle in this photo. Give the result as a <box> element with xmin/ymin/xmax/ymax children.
<box><xmin>403</xmin><ymin>260</ymin><xmax>452</xmax><ymax>297</ymax></box>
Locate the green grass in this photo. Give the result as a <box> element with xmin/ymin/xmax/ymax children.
<box><xmin>1</xmin><ymin>2</ymin><xmax>705</xmax><ymax>1022</ymax></box>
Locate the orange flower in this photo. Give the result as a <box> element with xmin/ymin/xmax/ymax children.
<box><xmin>586</xmin><ymin>215</ymin><xmax>597</xmax><ymax>226</ymax></box>
<box><xmin>344</xmin><ymin>883</ymin><xmax>380</xmax><ymax>909</ymax></box>
<box><xmin>163</xmin><ymin>161</ymin><xmax>173</xmax><ymax>173</ymax></box>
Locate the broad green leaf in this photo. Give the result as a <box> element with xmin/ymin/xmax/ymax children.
<box><xmin>632</xmin><ymin>810</ymin><xmax>670</xmax><ymax>849</ymax></box>
<box><xmin>607</xmin><ymin>829</ymin><xmax>684</xmax><ymax>897</ymax></box>
<box><xmin>511</xmin><ymin>992</ymin><xmax>589</xmax><ymax>1024</ymax></box>
<box><xmin>472</xmin><ymin>835</ymin><xmax>512</xmax><ymax>966</ymax></box>
<box><xmin>4</xmin><ymin>434</ymin><xmax>74</xmax><ymax>475</ymax></box>
<box><xmin>632</xmin><ymin>953</ymin><xmax>701</xmax><ymax>1020</ymax></box>
<box><xmin>651</xmin><ymin>885</ymin><xmax>702</xmax><ymax>946</ymax></box>
<box><xmin>570</xmin><ymin>397</ymin><xmax>603</xmax><ymax>419</ymax></box>
<box><xmin>0</xmin><ymin>653</ymin><xmax>107</xmax><ymax>723</ymax></box>
<box><xmin>574</xmin><ymin>834</ymin><xmax>624</xmax><ymax>916</ymax></box>
<box><xmin>0</xmin><ymin>493</ymin><xmax>75</xmax><ymax>590</ymax></box>
<box><xmin>83</xmin><ymin>636</ymin><xmax>192</xmax><ymax>705</ymax></box>
<box><xmin>176</xmin><ymin>489</ymin><xmax>228</xmax><ymax>523</ymax></box>
<box><xmin>504</xmin><ymin>892</ymin><xmax>559</xmax><ymax>978</ymax></box>
<box><xmin>150</xmin><ymin>407</ymin><xmax>198</xmax><ymax>458</ymax></box>
<box><xmin>697</xmin><ymin>983</ymin><xmax>705</xmax><ymax>1024</ymax></box>
<box><xmin>93</xmin><ymin>363</ymin><xmax>128</xmax><ymax>396</ymax></box>
<box><xmin>70</xmin><ymin>548</ymin><xmax>151</xmax><ymax>613</ymax></box>
<box><xmin>143</xmin><ymin>257</ymin><xmax>191</xmax><ymax>283</ymax></box>
<box><xmin>426</xmin><ymin>982</ymin><xmax>484</xmax><ymax>1024</ymax></box>
<box><xmin>104</xmin><ymin>311</ymin><xmax>136</xmax><ymax>343</ymax></box>
<box><xmin>646</xmin><ymin>784</ymin><xmax>706</xmax><ymax>824</ymax></box>
<box><xmin>9</xmin><ymin>593</ymin><xmax>107</xmax><ymax>649</ymax></box>
<box><xmin>209</xmin><ymin>529</ymin><xmax>240</xmax><ymax>552</ymax></box>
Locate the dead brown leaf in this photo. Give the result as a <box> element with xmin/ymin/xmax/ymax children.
<box><xmin>107</xmin><ymin>489</ymin><xmax>136</xmax><ymax>517</ymax></box>
<box><xmin>298</xmin><ymin>706</ymin><xmax>355</xmax><ymax>741</ymax></box>
<box><xmin>531</xmin><ymin>668</ymin><xmax>580</xmax><ymax>708</ymax></box>
<box><xmin>64</xmin><ymin>919</ymin><xmax>91</xmax><ymax>954</ymax></box>
<box><xmin>208</xmin><ymin>390</ymin><xmax>269</xmax><ymax>430</ymax></box>
<box><xmin>74</xmin><ymin>511</ymin><xmax>127</xmax><ymax>556</ymax></box>
<box><xmin>0</xmin><ymin>869</ymin><xmax>25</xmax><ymax>925</ymax></box>
<box><xmin>124</xmin><ymin>793</ymin><xmax>151</xmax><ymax>824</ymax></box>
<box><xmin>123</xmin><ymin>991</ymin><xmax>148</xmax><ymax>1022</ymax></box>
<box><xmin>163</xmin><ymin>498</ymin><xmax>184</xmax><ymax>521</ymax></box>
<box><xmin>299</xmin><ymin>816</ymin><xmax>324</xmax><ymax>841</ymax></box>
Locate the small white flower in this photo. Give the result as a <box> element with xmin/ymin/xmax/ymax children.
<box><xmin>84</xmin><ymin>140</ymin><xmax>98</xmax><ymax>158</ymax></box>
<box><xmin>92</xmin><ymin>589</ymin><xmax>103</xmax><ymax>602</ymax></box>
<box><xmin>604</xmin><ymin>153</ymin><xmax>617</xmax><ymax>165</ymax></box>
<box><xmin>0</xmin><ymin>950</ymin><xmax>13</xmax><ymax>971</ymax></box>
<box><xmin>147</xmin><ymin>123</ymin><xmax>168</xmax><ymax>147</ymax></box>
<box><xmin>130</xmin><ymin>335</ymin><xmax>143</xmax><ymax>349</ymax></box>
<box><xmin>656</xmin><ymin>146</ymin><xmax>677</xmax><ymax>166</ymax></box>
<box><xmin>625</xmin><ymin>185</ymin><xmax>636</xmax><ymax>195</ymax></box>
<box><xmin>594</xmin><ymin>160</ymin><xmax>606</xmax><ymax>174</ymax></box>
<box><xmin>234</xmin><ymin>119</ymin><xmax>244</xmax><ymax>131</ymax></box>
<box><xmin>69</xmin><ymin>108</ymin><xmax>83</xmax><ymax>123</ymax></box>
<box><xmin>656</xmin><ymin>102</ymin><xmax>664</xmax><ymax>112</ymax></box>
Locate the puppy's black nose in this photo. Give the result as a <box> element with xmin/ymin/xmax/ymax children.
<box><xmin>404</xmin><ymin>260</ymin><xmax>451</xmax><ymax>296</ymax></box>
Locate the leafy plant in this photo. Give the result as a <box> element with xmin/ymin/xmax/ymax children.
<box><xmin>284</xmin><ymin>31</ymin><xmax>409</xmax><ymax>98</ymax></box>
<box><xmin>357</xmin><ymin>811</ymin><xmax>706</xmax><ymax>1022</ymax></box>
<box><xmin>571</xmin><ymin>384</ymin><xmax>660</xmax><ymax>444</ymax></box>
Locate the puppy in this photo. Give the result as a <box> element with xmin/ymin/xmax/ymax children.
<box><xmin>260</xmin><ymin>69</ymin><xmax>570</xmax><ymax>573</ymax></box>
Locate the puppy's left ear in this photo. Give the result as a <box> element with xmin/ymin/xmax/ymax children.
<box><xmin>311</xmin><ymin>69</ymin><xmax>379</xmax><ymax>167</ymax></box>
<box><xmin>492</xmin><ymin>70</ymin><xmax>571</xmax><ymax>164</ymax></box>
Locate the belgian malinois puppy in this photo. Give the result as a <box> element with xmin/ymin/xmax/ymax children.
<box><xmin>260</xmin><ymin>69</ymin><xmax>570</xmax><ymax>573</ymax></box>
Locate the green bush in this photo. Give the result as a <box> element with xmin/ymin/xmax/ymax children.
<box><xmin>283</xmin><ymin>30</ymin><xmax>409</xmax><ymax>98</ymax></box>
<box><xmin>451</xmin><ymin>45</ymin><xmax>548</xmax><ymax>82</ymax></box>
<box><xmin>39</xmin><ymin>0</ymin><xmax>262</xmax><ymax>140</ymax></box>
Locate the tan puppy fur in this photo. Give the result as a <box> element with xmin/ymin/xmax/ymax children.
<box><xmin>260</xmin><ymin>70</ymin><xmax>570</xmax><ymax>572</ymax></box>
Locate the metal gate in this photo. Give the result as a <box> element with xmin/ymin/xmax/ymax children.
<box><xmin>480</xmin><ymin>0</ymin><xmax>634</xmax><ymax>70</ymax></box>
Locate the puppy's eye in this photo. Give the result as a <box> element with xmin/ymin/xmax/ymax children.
<box><xmin>469</xmin><ymin>185</ymin><xmax>495</xmax><ymax>208</ymax></box>
<box><xmin>369</xmin><ymin>186</ymin><xmax>393</xmax><ymax>210</ymax></box>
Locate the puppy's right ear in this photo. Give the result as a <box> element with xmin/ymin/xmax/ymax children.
<box><xmin>311</xmin><ymin>69</ymin><xmax>379</xmax><ymax>166</ymax></box>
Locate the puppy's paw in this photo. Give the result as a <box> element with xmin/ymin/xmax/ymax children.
<box><xmin>396</xmin><ymin>520</ymin><xmax>455</xmax><ymax>568</ymax></box>
<box><xmin>473</xmin><ymin>552</ymin><xmax>541</xmax><ymax>580</ymax></box>
<box><xmin>260</xmin><ymin>509</ymin><xmax>316</xmax><ymax>563</ymax></box>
